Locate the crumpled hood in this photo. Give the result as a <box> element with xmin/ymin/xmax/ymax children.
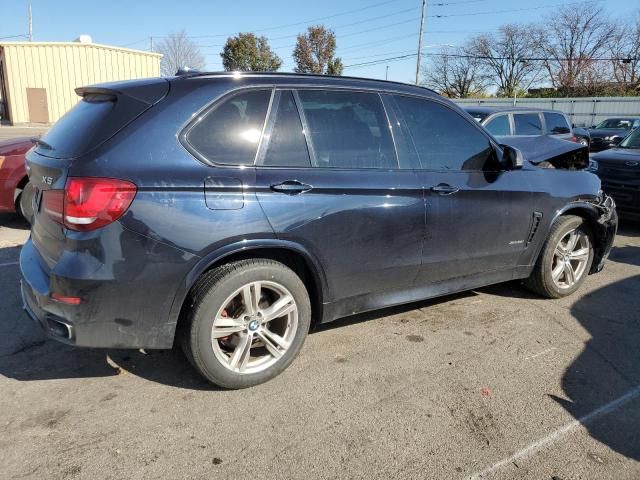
<box><xmin>495</xmin><ymin>135</ymin><xmax>589</xmax><ymax>169</ymax></box>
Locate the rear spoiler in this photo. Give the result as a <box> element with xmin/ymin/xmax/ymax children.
<box><xmin>75</xmin><ymin>78</ymin><xmax>169</xmax><ymax>106</ymax></box>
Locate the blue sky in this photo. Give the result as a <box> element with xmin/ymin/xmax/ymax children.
<box><xmin>0</xmin><ymin>0</ymin><xmax>635</xmax><ymax>83</ymax></box>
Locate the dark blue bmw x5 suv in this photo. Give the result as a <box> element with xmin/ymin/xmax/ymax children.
<box><xmin>20</xmin><ymin>72</ymin><xmax>617</xmax><ymax>388</ymax></box>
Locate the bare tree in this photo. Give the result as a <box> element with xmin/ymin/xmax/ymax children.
<box><xmin>534</xmin><ymin>3</ymin><xmax>615</xmax><ymax>93</ymax></box>
<box><xmin>466</xmin><ymin>24</ymin><xmax>541</xmax><ymax>97</ymax></box>
<box><xmin>156</xmin><ymin>30</ymin><xmax>205</xmax><ymax>76</ymax></box>
<box><xmin>608</xmin><ymin>12</ymin><xmax>640</xmax><ymax>93</ymax></box>
<box><xmin>293</xmin><ymin>25</ymin><xmax>343</xmax><ymax>75</ymax></box>
<box><xmin>422</xmin><ymin>46</ymin><xmax>488</xmax><ymax>98</ymax></box>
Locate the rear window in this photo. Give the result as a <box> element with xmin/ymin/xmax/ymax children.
<box><xmin>513</xmin><ymin>113</ymin><xmax>543</xmax><ymax>135</ymax></box>
<box><xmin>544</xmin><ymin>112</ymin><xmax>571</xmax><ymax>135</ymax></box>
<box><xmin>187</xmin><ymin>89</ymin><xmax>272</xmax><ymax>166</ymax></box>
<box><xmin>36</xmin><ymin>94</ymin><xmax>138</xmax><ymax>159</ymax></box>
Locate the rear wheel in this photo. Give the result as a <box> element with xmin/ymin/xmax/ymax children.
<box><xmin>181</xmin><ymin>259</ymin><xmax>311</xmax><ymax>389</ymax></box>
<box><xmin>524</xmin><ymin>215</ymin><xmax>594</xmax><ymax>298</ymax></box>
<box><xmin>15</xmin><ymin>180</ymin><xmax>34</xmax><ymax>224</ymax></box>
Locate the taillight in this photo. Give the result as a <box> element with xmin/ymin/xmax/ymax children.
<box><xmin>42</xmin><ymin>177</ymin><xmax>136</xmax><ymax>231</ymax></box>
<box><xmin>571</xmin><ymin>136</ymin><xmax>578</xmax><ymax>142</ymax></box>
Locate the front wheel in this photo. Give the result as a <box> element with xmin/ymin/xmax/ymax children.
<box><xmin>181</xmin><ymin>259</ymin><xmax>311</xmax><ymax>389</ymax></box>
<box><xmin>524</xmin><ymin>215</ymin><xmax>594</xmax><ymax>298</ymax></box>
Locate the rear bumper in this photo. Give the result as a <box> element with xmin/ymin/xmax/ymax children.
<box><xmin>19</xmin><ymin>225</ymin><xmax>197</xmax><ymax>349</ymax></box>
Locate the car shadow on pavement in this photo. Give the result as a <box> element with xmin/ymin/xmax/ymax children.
<box><xmin>0</xmin><ymin>213</ymin><xmax>29</xmax><ymax>230</ymax></box>
<box><xmin>552</xmin><ymin>274</ymin><xmax>640</xmax><ymax>461</ymax></box>
<box><xmin>0</xmin><ymin>261</ymin><xmax>220</xmax><ymax>390</ymax></box>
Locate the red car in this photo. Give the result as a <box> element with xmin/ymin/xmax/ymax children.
<box><xmin>0</xmin><ymin>136</ymin><xmax>36</xmax><ymax>219</ymax></box>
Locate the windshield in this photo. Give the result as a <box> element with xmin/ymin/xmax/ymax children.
<box><xmin>619</xmin><ymin>128</ymin><xmax>640</xmax><ymax>149</ymax></box>
<box><xmin>594</xmin><ymin>118</ymin><xmax>635</xmax><ymax>130</ymax></box>
<box><xmin>465</xmin><ymin>110</ymin><xmax>489</xmax><ymax>122</ymax></box>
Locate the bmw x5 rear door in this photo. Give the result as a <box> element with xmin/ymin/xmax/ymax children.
<box><xmin>254</xmin><ymin>89</ymin><xmax>425</xmax><ymax>307</ymax></box>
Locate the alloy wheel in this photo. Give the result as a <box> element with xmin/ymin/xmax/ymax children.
<box><xmin>210</xmin><ymin>281</ymin><xmax>299</xmax><ymax>374</ymax></box>
<box><xmin>551</xmin><ymin>228</ymin><xmax>591</xmax><ymax>289</ymax></box>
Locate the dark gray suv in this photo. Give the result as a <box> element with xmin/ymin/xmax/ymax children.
<box><xmin>20</xmin><ymin>72</ymin><xmax>617</xmax><ymax>388</ymax></box>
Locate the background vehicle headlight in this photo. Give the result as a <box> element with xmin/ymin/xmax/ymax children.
<box><xmin>587</xmin><ymin>159</ymin><xmax>599</xmax><ymax>172</ymax></box>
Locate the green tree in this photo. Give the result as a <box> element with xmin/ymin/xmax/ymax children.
<box><xmin>293</xmin><ymin>25</ymin><xmax>343</xmax><ymax>75</ymax></box>
<box><xmin>221</xmin><ymin>33</ymin><xmax>282</xmax><ymax>72</ymax></box>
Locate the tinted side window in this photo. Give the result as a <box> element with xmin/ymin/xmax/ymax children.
<box><xmin>261</xmin><ymin>91</ymin><xmax>311</xmax><ymax>167</ymax></box>
<box><xmin>513</xmin><ymin>113</ymin><xmax>542</xmax><ymax>135</ymax></box>
<box><xmin>485</xmin><ymin>115</ymin><xmax>510</xmax><ymax>136</ymax></box>
<box><xmin>393</xmin><ymin>95</ymin><xmax>494</xmax><ymax>171</ymax></box>
<box><xmin>544</xmin><ymin>112</ymin><xmax>571</xmax><ymax>134</ymax></box>
<box><xmin>187</xmin><ymin>89</ymin><xmax>271</xmax><ymax>165</ymax></box>
<box><xmin>297</xmin><ymin>90</ymin><xmax>397</xmax><ymax>169</ymax></box>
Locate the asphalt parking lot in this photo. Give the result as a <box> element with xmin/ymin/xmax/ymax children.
<box><xmin>1</xmin><ymin>212</ymin><xmax>639</xmax><ymax>480</ymax></box>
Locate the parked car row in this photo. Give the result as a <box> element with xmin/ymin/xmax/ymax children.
<box><xmin>588</xmin><ymin>117</ymin><xmax>640</xmax><ymax>152</ymax></box>
<box><xmin>589</xmin><ymin>127</ymin><xmax>640</xmax><ymax>219</ymax></box>
<box><xmin>15</xmin><ymin>72</ymin><xmax>617</xmax><ymax>389</ymax></box>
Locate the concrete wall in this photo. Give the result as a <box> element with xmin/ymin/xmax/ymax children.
<box><xmin>456</xmin><ymin>97</ymin><xmax>640</xmax><ymax>127</ymax></box>
<box><xmin>0</xmin><ymin>42</ymin><xmax>161</xmax><ymax>125</ymax></box>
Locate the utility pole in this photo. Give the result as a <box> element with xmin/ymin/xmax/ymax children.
<box><xmin>150</xmin><ymin>36</ymin><xmax>154</xmax><ymax>51</ymax></box>
<box><xmin>386</xmin><ymin>65</ymin><xmax>389</xmax><ymax>80</ymax></box>
<box><xmin>28</xmin><ymin>4</ymin><xmax>33</xmax><ymax>42</ymax></box>
<box><xmin>415</xmin><ymin>0</ymin><xmax>426</xmax><ymax>85</ymax></box>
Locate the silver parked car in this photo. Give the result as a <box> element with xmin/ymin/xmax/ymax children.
<box><xmin>462</xmin><ymin>106</ymin><xmax>576</xmax><ymax>143</ymax></box>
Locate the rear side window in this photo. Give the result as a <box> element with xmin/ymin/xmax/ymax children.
<box><xmin>513</xmin><ymin>113</ymin><xmax>543</xmax><ymax>135</ymax></box>
<box><xmin>187</xmin><ymin>89</ymin><xmax>271</xmax><ymax>165</ymax></box>
<box><xmin>485</xmin><ymin>115</ymin><xmax>510</xmax><ymax>136</ymax></box>
<box><xmin>392</xmin><ymin>95</ymin><xmax>494</xmax><ymax>171</ymax></box>
<box><xmin>297</xmin><ymin>90</ymin><xmax>397</xmax><ymax>169</ymax></box>
<box><xmin>37</xmin><ymin>94</ymin><xmax>141</xmax><ymax>159</ymax></box>
<box><xmin>544</xmin><ymin>112</ymin><xmax>571</xmax><ymax>135</ymax></box>
<box><xmin>261</xmin><ymin>91</ymin><xmax>311</xmax><ymax>167</ymax></box>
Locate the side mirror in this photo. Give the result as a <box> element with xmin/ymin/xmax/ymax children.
<box><xmin>500</xmin><ymin>144</ymin><xmax>524</xmax><ymax>170</ymax></box>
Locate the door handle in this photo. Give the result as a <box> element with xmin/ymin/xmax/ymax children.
<box><xmin>270</xmin><ymin>180</ymin><xmax>313</xmax><ymax>195</ymax></box>
<box><xmin>430</xmin><ymin>183</ymin><xmax>459</xmax><ymax>195</ymax></box>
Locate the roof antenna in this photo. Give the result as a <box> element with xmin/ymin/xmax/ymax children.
<box><xmin>175</xmin><ymin>67</ymin><xmax>201</xmax><ymax>76</ymax></box>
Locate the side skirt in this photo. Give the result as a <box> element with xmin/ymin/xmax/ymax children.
<box><xmin>320</xmin><ymin>266</ymin><xmax>533</xmax><ymax>324</ymax></box>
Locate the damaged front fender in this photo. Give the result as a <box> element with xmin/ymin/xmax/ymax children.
<box><xmin>587</xmin><ymin>192</ymin><xmax>618</xmax><ymax>273</ymax></box>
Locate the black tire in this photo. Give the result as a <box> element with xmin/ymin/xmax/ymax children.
<box><xmin>524</xmin><ymin>215</ymin><xmax>594</xmax><ymax>299</ymax></box>
<box><xmin>181</xmin><ymin>259</ymin><xmax>311</xmax><ymax>389</ymax></box>
<box><xmin>16</xmin><ymin>181</ymin><xmax>34</xmax><ymax>224</ymax></box>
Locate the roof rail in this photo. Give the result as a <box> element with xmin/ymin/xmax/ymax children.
<box><xmin>170</xmin><ymin>70</ymin><xmax>438</xmax><ymax>94</ymax></box>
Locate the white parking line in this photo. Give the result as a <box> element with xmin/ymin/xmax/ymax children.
<box><xmin>0</xmin><ymin>261</ymin><xmax>19</xmax><ymax>268</ymax></box>
<box><xmin>466</xmin><ymin>384</ymin><xmax>640</xmax><ymax>480</ymax></box>
<box><xmin>524</xmin><ymin>347</ymin><xmax>557</xmax><ymax>360</ymax></box>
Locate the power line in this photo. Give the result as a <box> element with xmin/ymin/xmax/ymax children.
<box><xmin>427</xmin><ymin>0</ymin><xmax>602</xmax><ymax>18</ymax></box>
<box><xmin>156</xmin><ymin>0</ymin><xmax>412</xmax><ymax>39</ymax></box>
<box><xmin>196</xmin><ymin>13</ymin><xmax>421</xmax><ymax>49</ymax></box>
<box><xmin>344</xmin><ymin>51</ymin><xmax>640</xmax><ymax>69</ymax></box>
<box><xmin>0</xmin><ymin>34</ymin><xmax>29</xmax><ymax>40</ymax></box>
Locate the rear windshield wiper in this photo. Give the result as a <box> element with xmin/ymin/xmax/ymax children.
<box><xmin>33</xmin><ymin>138</ymin><xmax>54</xmax><ymax>151</ymax></box>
